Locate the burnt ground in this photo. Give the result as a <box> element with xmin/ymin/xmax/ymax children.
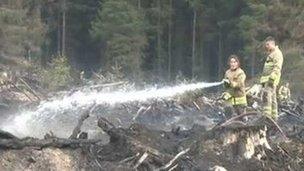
<box><xmin>0</xmin><ymin>88</ymin><xmax>304</xmax><ymax>171</ymax></box>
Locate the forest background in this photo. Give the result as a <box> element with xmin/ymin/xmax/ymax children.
<box><xmin>0</xmin><ymin>0</ymin><xmax>303</xmax><ymax>94</ymax></box>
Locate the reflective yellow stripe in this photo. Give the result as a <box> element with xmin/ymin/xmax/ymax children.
<box><xmin>260</xmin><ymin>74</ymin><xmax>281</xmax><ymax>86</ymax></box>
<box><xmin>263</xmin><ymin>106</ymin><xmax>271</xmax><ymax>112</ymax></box>
<box><xmin>262</xmin><ymin>61</ymin><xmax>274</xmax><ymax>73</ymax></box>
<box><xmin>228</xmin><ymin>96</ymin><xmax>247</xmax><ymax>105</ymax></box>
<box><xmin>261</xmin><ymin>57</ymin><xmax>281</xmax><ymax>86</ymax></box>
<box><xmin>274</xmin><ymin>73</ymin><xmax>281</xmax><ymax>85</ymax></box>
<box><xmin>264</xmin><ymin>61</ymin><xmax>274</xmax><ymax>67</ymax></box>
<box><xmin>260</xmin><ymin>76</ymin><xmax>269</xmax><ymax>83</ymax></box>
<box><xmin>234</xmin><ymin>96</ymin><xmax>247</xmax><ymax>105</ymax></box>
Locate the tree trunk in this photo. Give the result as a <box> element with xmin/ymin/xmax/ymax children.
<box><xmin>0</xmin><ymin>138</ymin><xmax>101</xmax><ymax>149</ymax></box>
<box><xmin>168</xmin><ymin>0</ymin><xmax>172</xmax><ymax>81</ymax></box>
<box><xmin>191</xmin><ymin>9</ymin><xmax>197</xmax><ymax>79</ymax></box>
<box><xmin>57</xmin><ymin>14</ymin><xmax>61</xmax><ymax>55</ymax></box>
<box><xmin>61</xmin><ymin>0</ymin><xmax>66</xmax><ymax>56</ymax></box>
<box><xmin>251</xmin><ymin>48</ymin><xmax>256</xmax><ymax>77</ymax></box>
<box><xmin>218</xmin><ymin>28</ymin><xmax>223</xmax><ymax>80</ymax></box>
<box><xmin>156</xmin><ymin>0</ymin><xmax>162</xmax><ymax>75</ymax></box>
<box><xmin>251</xmin><ymin>37</ymin><xmax>259</xmax><ymax>78</ymax></box>
<box><xmin>138</xmin><ymin>0</ymin><xmax>141</xmax><ymax>9</ymax></box>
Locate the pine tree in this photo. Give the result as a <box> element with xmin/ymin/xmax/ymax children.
<box><xmin>185</xmin><ymin>0</ymin><xmax>201</xmax><ymax>79</ymax></box>
<box><xmin>91</xmin><ymin>0</ymin><xmax>147</xmax><ymax>78</ymax></box>
<box><xmin>0</xmin><ymin>0</ymin><xmax>45</xmax><ymax>60</ymax></box>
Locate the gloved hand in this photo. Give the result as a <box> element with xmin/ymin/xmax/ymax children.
<box><xmin>222</xmin><ymin>78</ymin><xmax>230</xmax><ymax>84</ymax></box>
<box><xmin>221</xmin><ymin>92</ymin><xmax>232</xmax><ymax>100</ymax></box>
<box><xmin>222</xmin><ymin>78</ymin><xmax>230</xmax><ymax>87</ymax></box>
<box><xmin>268</xmin><ymin>73</ymin><xmax>277</xmax><ymax>87</ymax></box>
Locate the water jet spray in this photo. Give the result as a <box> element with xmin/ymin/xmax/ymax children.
<box><xmin>1</xmin><ymin>81</ymin><xmax>224</xmax><ymax>138</ymax></box>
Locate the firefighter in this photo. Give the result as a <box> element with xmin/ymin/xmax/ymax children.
<box><xmin>260</xmin><ymin>36</ymin><xmax>284</xmax><ymax>120</ymax></box>
<box><xmin>278</xmin><ymin>82</ymin><xmax>291</xmax><ymax>103</ymax></box>
<box><xmin>222</xmin><ymin>54</ymin><xmax>247</xmax><ymax>115</ymax></box>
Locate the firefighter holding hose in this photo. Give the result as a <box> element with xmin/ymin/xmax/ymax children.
<box><xmin>221</xmin><ymin>54</ymin><xmax>247</xmax><ymax>116</ymax></box>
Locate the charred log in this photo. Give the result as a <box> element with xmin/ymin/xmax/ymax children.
<box><xmin>0</xmin><ymin>137</ymin><xmax>101</xmax><ymax>149</ymax></box>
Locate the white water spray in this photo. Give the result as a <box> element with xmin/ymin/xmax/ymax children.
<box><xmin>1</xmin><ymin>81</ymin><xmax>223</xmax><ymax>138</ymax></box>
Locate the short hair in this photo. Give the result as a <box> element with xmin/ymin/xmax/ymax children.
<box><xmin>265</xmin><ymin>36</ymin><xmax>275</xmax><ymax>43</ymax></box>
<box><xmin>228</xmin><ymin>54</ymin><xmax>241</xmax><ymax>66</ymax></box>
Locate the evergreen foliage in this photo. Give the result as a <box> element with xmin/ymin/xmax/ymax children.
<box><xmin>0</xmin><ymin>0</ymin><xmax>45</xmax><ymax>59</ymax></box>
<box><xmin>0</xmin><ymin>0</ymin><xmax>303</xmax><ymax>92</ymax></box>
<box><xmin>91</xmin><ymin>0</ymin><xmax>146</xmax><ymax>78</ymax></box>
<box><xmin>41</xmin><ymin>56</ymin><xmax>73</xmax><ymax>91</ymax></box>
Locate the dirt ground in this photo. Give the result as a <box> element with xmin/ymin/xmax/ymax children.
<box><xmin>0</xmin><ymin>94</ymin><xmax>303</xmax><ymax>171</ymax></box>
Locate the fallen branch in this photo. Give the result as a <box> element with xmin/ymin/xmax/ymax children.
<box><xmin>97</xmin><ymin>117</ymin><xmax>116</xmax><ymax>133</ymax></box>
<box><xmin>281</xmin><ymin>108</ymin><xmax>304</xmax><ymax>122</ymax></box>
<box><xmin>69</xmin><ymin>104</ymin><xmax>97</xmax><ymax>139</ymax></box>
<box><xmin>156</xmin><ymin>148</ymin><xmax>190</xmax><ymax>171</ymax></box>
<box><xmin>168</xmin><ymin>164</ymin><xmax>178</xmax><ymax>171</ymax></box>
<box><xmin>218</xmin><ymin>112</ymin><xmax>259</xmax><ymax>128</ymax></box>
<box><xmin>9</xmin><ymin>81</ymin><xmax>34</xmax><ymax>102</ymax></box>
<box><xmin>92</xmin><ymin>71</ymin><xmax>106</xmax><ymax>81</ymax></box>
<box><xmin>133</xmin><ymin>106</ymin><xmax>146</xmax><ymax>120</ymax></box>
<box><xmin>277</xmin><ymin>145</ymin><xmax>292</xmax><ymax>159</ymax></box>
<box><xmin>193</xmin><ymin>101</ymin><xmax>201</xmax><ymax>111</ymax></box>
<box><xmin>119</xmin><ymin>153</ymin><xmax>140</xmax><ymax>164</ymax></box>
<box><xmin>94</xmin><ymin>158</ymin><xmax>103</xmax><ymax>169</ymax></box>
<box><xmin>97</xmin><ymin>117</ymin><xmax>174</xmax><ymax>164</ymax></box>
<box><xmin>0</xmin><ymin>137</ymin><xmax>101</xmax><ymax>149</ymax></box>
<box><xmin>18</xmin><ymin>78</ymin><xmax>42</xmax><ymax>101</ymax></box>
<box><xmin>264</xmin><ymin>115</ymin><xmax>288</xmax><ymax>141</ymax></box>
<box><xmin>133</xmin><ymin>152</ymin><xmax>149</xmax><ymax>169</ymax></box>
<box><xmin>88</xmin><ymin>81</ymin><xmax>125</xmax><ymax>89</ymax></box>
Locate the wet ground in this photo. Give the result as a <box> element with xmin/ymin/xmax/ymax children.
<box><xmin>0</xmin><ymin>90</ymin><xmax>304</xmax><ymax>170</ymax></box>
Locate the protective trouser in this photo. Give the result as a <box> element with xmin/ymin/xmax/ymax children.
<box><xmin>262</xmin><ymin>85</ymin><xmax>278</xmax><ymax>120</ymax></box>
<box><xmin>223</xmin><ymin>93</ymin><xmax>247</xmax><ymax>116</ymax></box>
